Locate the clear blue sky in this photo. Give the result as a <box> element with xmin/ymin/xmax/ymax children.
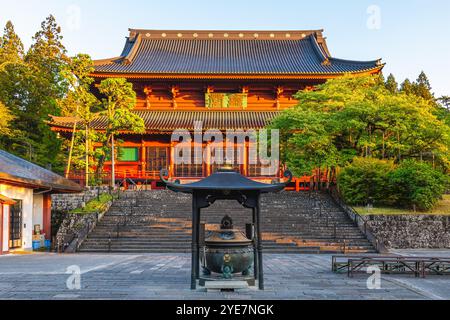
<box><xmin>1</xmin><ymin>0</ymin><xmax>449</xmax><ymax>96</ymax></box>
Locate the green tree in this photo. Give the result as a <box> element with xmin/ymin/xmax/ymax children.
<box><xmin>413</xmin><ymin>71</ymin><xmax>434</xmax><ymax>101</ymax></box>
<box><xmin>270</xmin><ymin>74</ymin><xmax>450</xmax><ymax>176</ymax></box>
<box><xmin>385</xmin><ymin>73</ymin><xmax>398</xmax><ymax>94</ymax></box>
<box><xmin>0</xmin><ymin>21</ymin><xmax>30</xmax><ymax>159</ymax></box>
<box><xmin>24</xmin><ymin>15</ymin><xmax>69</xmax><ymax>170</ymax></box>
<box><xmin>59</xmin><ymin>54</ymin><xmax>99</xmax><ymax>180</ymax></box>
<box><xmin>0</xmin><ymin>101</ymin><xmax>15</xmax><ymax>137</ymax></box>
<box><xmin>95</xmin><ymin>78</ymin><xmax>145</xmax><ymax>184</ymax></box>
<box><xmin>337</xmin><ymin>157</ymin><xmax>395</xmax><ymax>205</ymax></box>
<box><xmin>0</xmin><ymin>21</ymin><xmax>24</xmax><ymax>68</ymax></box>
<box><xmin>0</xmin><ymin>17</ymin><xmax>70</xmax><ymax>171</ymax></box>
<box><xmin>400</xmin><ymin>79</ymin><xmax>414</xmax><ymax>95</ymax></box>
<box><xmin>389</xmin><ymin>160</ymin><xmax>449</xmax><ymax>211</ymax></box>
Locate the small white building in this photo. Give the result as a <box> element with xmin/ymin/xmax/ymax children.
<box><xmin>0</xmin><ymin>149</ymin><xmax>82</xmax><ymax>254</ymax></box>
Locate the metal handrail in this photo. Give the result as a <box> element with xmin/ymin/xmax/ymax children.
<box><xmin>328</xmin><ymin>186</ymin><xmax>388</xmax><ymax>254</ymax></box>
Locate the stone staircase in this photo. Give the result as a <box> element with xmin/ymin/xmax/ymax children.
<box><xmin>79</xmin><ymin>190</ymin><xmax>376</xmax><ymax>254</ymax></box>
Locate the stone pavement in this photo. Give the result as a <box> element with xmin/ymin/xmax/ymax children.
<box><xmin>0</xmin><ymin>252</ymin><xmax>449</xmax><ymax>300</ymax></box>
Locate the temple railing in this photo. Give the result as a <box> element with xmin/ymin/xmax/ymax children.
<box><xmin>67</xmin><ymin>170</ymin><xmax>163</xmax><ymax>188</ymax></box>
<box><xmin>67</xmin><ymin>169</ymin><xmax>332</xmax><ymax>192</ymax></box>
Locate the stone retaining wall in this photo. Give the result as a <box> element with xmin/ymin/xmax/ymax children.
<box><xmin>55</xmin><ymin>201</ymin><xmax>112</xmax><ymax>252</ymax></box>
<box><xmin>51</xmin><ymin>186</ymin><xmax>110</xmax><ymax>211</ymax></box>
<box><xmin>367</xmin><ymin>215</ymin><xmax>450</xmax><ymax>249</ymax></box>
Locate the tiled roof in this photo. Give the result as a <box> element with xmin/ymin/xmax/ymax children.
<box><xmin>93</xmin><ymin>30</ymin><xmax>382</xmax><ymax>75</ymax></box>
<box><xmin>0</xmin><ymin>149</ymin><xmax>82</xmax><ymax>192</ymax></box>
<box><xmin>49</xmin><ymin>110</ymin><xmax>279</xmax><ymax>131</ymax></box>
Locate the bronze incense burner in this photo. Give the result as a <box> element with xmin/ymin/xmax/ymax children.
<box><xmin>202</xmin><ymin>215</ymin><xmax>253</xmax><ymax>279</ymax></box>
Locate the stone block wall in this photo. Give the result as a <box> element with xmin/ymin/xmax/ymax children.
<box><xmin>367</xmin><ymin>215</ymin><xmax>450</xmax><ymax>249</ymax></box>
<box><xmin>55</xmin><ymin>201</ymin><xmax>112</xmax><ymax>252</ymax></box>
<box><xmin>51</xmin><ymin>186</ymin><xmax>110</xmax><ymax>211</ymax></box>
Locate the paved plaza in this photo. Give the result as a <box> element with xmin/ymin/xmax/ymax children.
<box><xmin>0</xmin><ymin>252</ymin><xmax>450</xmax><ymax>300</ymax></box>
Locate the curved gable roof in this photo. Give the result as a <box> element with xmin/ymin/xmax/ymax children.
<box><xmin>93</xmin><ymin>29</ymin><xmax>383</xmax><ymax>76</ymax></box>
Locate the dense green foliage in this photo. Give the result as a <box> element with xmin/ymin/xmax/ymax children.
<box><xmin>271</xmin><ymin>73</ymin><xmax>449</xmax><ymax>209</ymax></box>
<box><xmin>270</xmin><ymin>74</ymin><xmax>450</xmax><ymax>176</ymax></box>
<box><xmin>388</xmin><ymin>160</ymin><xmax>449</xmax><ymax>211</ymax></box>
<box><xmin>337</xmin><ymin>157</ymin><xmax>395</xmax><ymax>205</ymax></box>
<box><xmin>337</xmin><ymin>158</ymin><xmax>448</xmax><ymax>210</ymax></box>
<box><xmin>58</xmin><ymin>59</ymin><xmax>145</xmax><ymax>184</ymax></box>
<box><xmin>94</xmin><ymin>78</ymin><xmax>145</xmax><ymax>180</ymax></box>
<box><xmin>0</xmin><ymin>16</ymin><xmax>69</xmax><ymax>170</ymax></box>
<box><xmin>70</xmin><ymin>193</ymin><xmax>114</xmax><ymax>214</ymax></box>
<box><xmin>0</xmin><ymin>18</ymin><xmax>145</xmax><ymax>180</ymax></box>
<box><xmin>0</xmin><ymin>101</ymin><xmax>15</xmax><ymax>137</ymax></box>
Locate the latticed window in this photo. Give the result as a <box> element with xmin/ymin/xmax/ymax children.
<box><xmin>248</xmin><ymin>161</ymin><xmax>276</xmax><ymax>177</ymax></box>
<box><xmin>174</xmin><ymin>146</ymin><xmax>204</xmax><ymax>177</ymax></box>
<box><xmin>248</xmin><ymin>146</ymin><xmax>278</xmax><ymax>177</ymax></box>
<box><xmin>146</xmin><ymin>147</ymin><xmax>168</xmax><ymax>173</ymax></box>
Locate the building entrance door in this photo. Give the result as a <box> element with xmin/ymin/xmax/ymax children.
<box><xmin>9</xmin><ymin>200</ymin><xmax>22</xmax><ymax>249</ymax></box>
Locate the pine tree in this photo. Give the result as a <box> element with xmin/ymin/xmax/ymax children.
<box><xmin>21</xmin><ymin>15</ymin><xmax>70</xmax><ymax>170</ymax></box>
<box><xmin>0</xmin><ymin>101</ymin><xmax>15</xmax><ymax>138</ymax></box>
<box><xmin>413</xmin><ymin>71</ymin><xmax>434</xmax><ymax>101</ymax></box>
<box><xmin>0</xmin><ymin>21</ymin><xmax>24</xmax><ymax>66</ymax></box>
<box><xmin>26</xmin><ymin>15</ymin><xmax>69</xmax><ymax>101</ymax></box>
<box><xmin>385</xmin><ymin>74</ymin><xmax>398</xmax><ymax>93</ymax></box>
<box><xmin>0</xmin><ymin>16</ymin><xmax>70</xmax><ymax>171</ymax></box>
<box><xmin>400</xmin><ymin>79</ymin><xmax>414</xmax><ymax>95</ymax></box>
<box><xmin>0</xmin><ymin>21</ymin><xmax>28</xmax><ymax>156</ymax></box>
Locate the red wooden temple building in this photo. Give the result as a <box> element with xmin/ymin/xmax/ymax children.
<box><xmin>49</xmin><ymin>29</ymin><xmax>383</xmax><ymax>190</ymax></box>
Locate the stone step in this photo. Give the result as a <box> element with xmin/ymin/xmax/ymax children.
<box><xmin>84</xmin><ymin>235</ymin><xmax>370</xmax><ymax>242</ymax></box>
<box><xmin>79</xmin><ymin>190</ymin><xmax>376</xmax><ymax>254</ymax></box>
<box><xmin>82</xmin><ymin>238</ymin><xmax>370</xmax><ymax>244</ymax></box>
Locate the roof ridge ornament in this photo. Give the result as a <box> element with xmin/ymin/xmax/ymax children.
<box><xmin>322</xmin><ymin>58</ymin><xmax>331</xmax><ymax>66</ymax></box>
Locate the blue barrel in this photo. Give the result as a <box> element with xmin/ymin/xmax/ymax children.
<box><xmin>32</xmin><ymin>240</ymin><xmax>41</xmax><ymax>250</ymax></box>
<box><xmin>44</xmin><ymin>240</ymin><xmax>51</xmax><ymax>248</ymax></box>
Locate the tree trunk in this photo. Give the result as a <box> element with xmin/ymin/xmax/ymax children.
<box><xmin>111</xmin><ymin>135</ymin><xmax>116</xmax><ymax>188</ymax></box>
<box><xmin>65</xmin><ymin>120</ymin><xmax>78</xmax><ymax>178</ymax></box>
<box><xmin>95</xmin><ymin>155</ymin><xmax>105</xmax><ymax>184</ymax></box>
<box><xmin>85</xmin><ymin>125</ymin><xmax>89</xmax><ymax>187</ymax></box>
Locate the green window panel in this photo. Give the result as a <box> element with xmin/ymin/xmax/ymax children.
<box><xmin>118</xmin><ymin>147</ymin><xmax>139</xmax><ymax>162</ymax></box>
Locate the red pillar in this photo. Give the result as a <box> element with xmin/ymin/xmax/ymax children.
<box><xmin>42</xmin><ymin>194</ymin><xmax>52</xmax><ymax>240</ymax></box>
